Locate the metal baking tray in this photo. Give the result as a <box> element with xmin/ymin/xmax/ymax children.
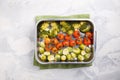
<box><xmin>35</xmin><ymin>18</ymin><xmax>96</xmax><ymax>64</ymax></box>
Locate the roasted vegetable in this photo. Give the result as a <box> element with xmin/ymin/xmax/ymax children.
<box><xmin>83</xmin><ymin>37</ymin><xmax>91</xmax><ymax>46</ymax></box>
<box><xmin>76</xmin><ymin>38</ymin><xmax>82</xmax><ymax>45</ymax></box>
<box><xmin>67</xmin><ymin>29</ymin><xmax>73</xmax><ymax>35</ymax></box>
<box><xmin>73</xmin><ymin>48</ymin><xmax>81</xmax><ymax>54</ymax></box>
<box><xmin>55</xmin><ymin>54</ymin><xmax>61</xmax><ymax>61</ymax></box>
<box><xmin>66</xmin><ymin>54</ymin><xmax>72</xmax><ymax>61</ymax></box>
<box><xmin>69</xmin><ymin>40</ymin><xmax>76</xmax><ymax>47</ymax></box>
<box><xmin>63</xmin><ymin>48</ymin><xmax>69</xmax><ymax>55</ymax></box>
<box><xmin>38</xmin><ymin>47</ymin><xmax>44</xmax><ymax>54</ymax></box>
<box><xmin>56</xmin><ymin>43</ymin><xmax>63</xmax><ymax>49</ymax></box>
<box><xmin>80</xmin><ymin>22</ymin><xmax>91</xmax><ymax>33</ymax></box>
<box><xmin>40</xmin><ymin>54</ymin><xmax>47</xmax><ymax>61</ymax></box>
<box><xmin>48</xmin><ymin>55</ymin><xmax>55</xmax><ymax>61</ymax></box>
<box><xmin>81</xmin><ymin>50</ymin><xmax>86</xmax><ymax>55</ymax></box>
<box><xmin>57</xmin><ymin>33</ymin><xmax>64</xmax><ymax>40</ymax></box>
<box><xmin>61</xmin><ymin>55</ymin><xmax>66</xmax><ymax>61</ymax></box>
<box><xmin>44</xmin><ymin>51</ymin><xmax>50</xmax><ymax>56</ymax></box>
<box><xmin>78</xmin><ymin>54</ymin><xmax>84</xmax><ymax>61</ymax></box>
<box><xmin>44</xmin><ymin>37</ymin><xmax>51</xmax><ymax>44</ymax></box>
<box><xmin>64</xmin><ymin>34</ymin><xmax>72</xmax><ymax>41</ymax></box>
<box><xmin>58</xmin><ymin>49</ymin><xmax>63</xmax><ymax>55</ymax></box>
<box><xmin>51</xmin><ymin>47</ymin><xmax>58</xmax><ymax>53</ymax></box>
<box><xmin>62</xmin><ymin>40</ymin><xmax>69</xmax><ymax>47</ymax></box>
<box><xmin>84</xmin><ymin>53</ymin><xmax>91</xmax><ymax>60</ymax></box>
<box><xmin>73</xmin><ymin>30</ymin><xmax>80</xmax><ymax>38</ymax></box>
<box><xmin>79</xmin><ymin>44</ymin><xmax>86</xmax><ymax>50</ymax></box>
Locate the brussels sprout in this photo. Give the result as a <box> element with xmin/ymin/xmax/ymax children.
<box><xmin>81</xmin><ymin>50</ymin><xmax>86</xmax><ymax>55</ymax></box>
<box><xmin>39</xmin><ymin>41</ymin><xmax>45</xmax><ymax>48</ymax></box>
<box><xmin>66</xmin><ymin>54</ymin><xmax>72</xmax><ymax>61</ymax></box>
<box><xmin>84</xmin><ymin>53</ymin><xmax>91</xmax><ymax>60</ymax></box>
<box><xmin>71</xmin><ymin>53</ymin><xmax>77</xmax><ymax>58</ymax></box>
<box><xmin>40</xmin><ymin>54</ymin><xmax>47</xmax><ymax>61</ymax></box>
<box><xmin>55</xmin><ymin>54</ymin><xmax>61</xmax><ymax>61</ymax></box>
<box><xmin>73</xmin><ymin>48</ymin><xmax>81</xmax><ymax>54</ymax></box>
<box><xmin>79</xmin><ymin>44</ymin><xmax>86</xmax><ymax>50</ymax></box>
<box><xmin>48</xmin><ymin>55</ymin><xmax>55</xmax><ymax>62</ymax></box>
<box><xmin>80</xmin><ymin>22</ymin><xmax>91</xmax><ymax>33</ymax></box>
<box><xmin>58</xmin><ymin>49</ymin><xmax>63</xmax><ymax>55</ymax></box>
<box><xmin>85</xmin><ymin>47</ymin><xmax>91</xmax><ymax>53</ymax></box>
<box><xmin>63</xmin><ymin>48</ymin><xmax>69</xmax><ymax>55</ymax></box>
<box><xmin>67</xmin><ymin>47</ymin><xmax>73</xmax><ymax>52</ymax></box>
<box><xmin>38</xmin><ymin>47</ymin><xmax>44</xmax><ymax>54</ymax></box>
<box><xmin>37</xmin><ymin>42</ymin><xmax>41</xmax><ymax>47</ymax></box>
<box><xmin>78</xmin><ymin>55</ymin><xmax>84</xmax><ymax>61</ymax></box>
<box><xmin>44</xmin><ymin>51</ymin><xmax>50</xmax><ymax>56</ymax></box>
<box><xmin>67</xmin><ymin>30</ymin><xmax>73</xmax><ymax>35</ymax></box>
<box><xmin>61</xmin><ymin>55</ymin><xmax>66</xmax><ymax>61</ymax></box>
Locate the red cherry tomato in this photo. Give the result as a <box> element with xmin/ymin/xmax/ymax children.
<box><xmin>51</xmin><ymin>47</ymin><xmax>58</xmax><ymax>53</ymax></box>
<box><xmin>62</xmin><ymin>41</ymin><xmax>69</xmax><ymax>47</ymax></box>
<box><xmin>45</xmin><ymin>44</ymin><xmax>52</xmax><ymax>51</ymax></box>
<box><xmin>51</xmin><ymin>38</ymin><xmax>59</xmax><ymax>45</ymax></box>
<box><xmin>85</xmin><ymin>32</ymin><xmax>93</xmax><ymax>39</ymax></box>
<box><xmin>76</xmin><ymin>38</ymin><xmax>82</xmax><ymax>45</ymax></box>
<box><xmin>73</xmin><ymin>30</ymin><xmax>80</xmax><ymax>38</ymax></box>
<box><xmin>83</xmin><ymin>37</ymin><xmax>91</xmax><ymax>46</ymax></box>
<box><xmin>57</xmin><ymin>33</ymin><xmax>64</xmax><ymax>40</ymax></box>
<box><xmin>64</xmin><ymin>34</ymin><xmax>72</xmax><ymax>41</ymax></box>
<box><xmin>56</xmin><ymin>43</ymin><xmax>63</xmax><ymax>49</ymax></box>
<box><xmin>44</xmin><ymin>37</ymin><xmax>51</xmax><ymax>44</ymax></box>
<box><xmin>69</xmin><ymin>40</ymin><xmax>76</xmax><ymax>47</ymax></box>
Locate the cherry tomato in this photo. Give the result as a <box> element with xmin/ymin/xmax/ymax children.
<box><xmin>51</xmin><ymin>38</ymin><xmax>59</xmax><ymax>45</ymax></box>
<box><xmin>83</xmin><ymin>37</ymin><xmax>91</xmax><ymax>46</ymax></box>
<box><xmin>64</xmin><ymin>34</ymin><xmax>72</xmax><ymax>41</ymax></box>
<box><xmin>56</xmin><ymin>43</ymin><xmax>63</xmax><ymax>49</ymax></box>
<box><xmin>45</xmin><ymin>44</ymin><xmax>52</xmax><ymax>51</ymax></box>
<box><xmin>52</xmin><ymin>47</ymin><xmax>58</xmax><ymax>53</ymax></box>
<box><xmin>76</xmin><ymin>38</ymin><xmax>82</xmax><ymax>45</ymax></box>
<box><xmin>62</xmin><ymin>41</ymin><xmax>69</xmax><ymax>47</ymax></box>
<box><xmin>85</xmin><ymin>32</ymin><xmax>93</xmax><ymax>39</ymax></box>
<box><xmin>69</xmin><ymin>40</ymin><xmax>76</xmax><ymax>47</ymax></box>
<box><xmin>73</xmin><ymin>30</ymin><xmax>80</xmax><ymax>38</ymax></box>
<box><xmin>57</xmin><ymin>33</ymin><xmax>64</xmax><ymax>40</ymax></box>
<box><xmin>44</xmin><ymin>37</ymin><xmax>51</xmax><ymax>44</ymax></box>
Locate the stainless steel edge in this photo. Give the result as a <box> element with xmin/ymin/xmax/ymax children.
<box><xmin>35</xmin><ymin>18</ymin><xmax>96</xmax><ymax>64</ymax></box>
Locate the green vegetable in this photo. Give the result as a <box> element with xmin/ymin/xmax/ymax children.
<box><xmin>80</xmin><ymin>22</ymin><xmax>91</xmax><ymax>33</ymax></box>
<box><xmin>55</xmin><ymin>54</ymin><xmax>61</xmax><ymax>61</ymax></box>
<box><xmin>61</xmin><ymin>55</ymin><xmax>66</xmax><ymax>61</ymax></box>
<box><xmin>44</xmin><ymin>51</ymin><xmax>50</xmax><ymax>56</ymax></box>
<box><xmin>84</xmin><ymin>53</ymin><xmax>91</xmax><ymax>60</ymax></box>
<box><xmin>38</xmin><ymin>47</ymin><xmax>44</xmax><ymax>54</ymax></box>
<box><xmin>67</xmin><ymin>30</ymin><xmax>73</xmax><ymax>35</ymax></box>
<box><xmin>58</xmin><ymin>49</ymin><xmax>63</xmax><ymax>55</ymax></box>
<box><xmin>85</xmin><ymin>47</ymin><xmax>91</xmax><ymax>53</ymax></box>
<box><xmin>71</xmin><ymin>52</ymin><xmax>77</xmax><ymax>58</ymax></box>
<box><xmin>67</xmin><ymin>47</ymin><xmax>73</xmax><ymax>52</ymax></box>
<box><xmin>73</xmin><ymin>48</ymin><xmax>81</xmax><ymax>54</ymax></box>
<box><xmin>72</xmin><ymin>23</ymin><xmax>81</xmax><ymax>29</ymax></box>
<box><xmin>81</xmin><ymin>50</ymin><xmax>86</xmax><ymax>55</ymax></box>
<box><xmin>39</xmin><ymin>41</ymin><xmax>45</xmax><ymax>48</ymax></box>
<box><xmin>40</xmin><ymin>54</ymin><xmax>46</xmax><ymax>61</ymax></box>
<box><xmin>66</xmin><ymin>54</ymin><xmax>72</xmax><ymax>61</ymax></box>
<box><xmin>79</xmin><ymin>44</ymin><xmax>86</xmax><ymax>50</ymax></box>
<box><xmin>78</xmin><ymin>55</ymin><xmax>84</xmax><ymax>61</ymax></box>
<box><xmin>40</xmin><ymin>22</ymin><xmax>49</xmax><ymax>31</ymax></box>
<box><xmin>63</xmin><ymin>48</ymin><xmax>69</xmax><ymax>55</ymax></box>
<box><xmin>48</xmin><ymin>55</ymin><xmax>55</xmax><ymax>61</ymax></box>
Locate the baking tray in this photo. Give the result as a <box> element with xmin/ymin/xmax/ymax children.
<box><xmin>35</xmin><ymin>18</ymin><xmax>96</xmax><ymax>64</ymax></box>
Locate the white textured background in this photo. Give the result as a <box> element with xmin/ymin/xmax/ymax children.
<box><xmin>0</xmin><ymin>0</ymin><xmax>120</xmax><ymax>80</ymax></box>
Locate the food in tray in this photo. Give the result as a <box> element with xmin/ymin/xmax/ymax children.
<box><xmin>37</xmin><ymin>21</ymin><xmax>93</xmax><ymax>62</ymax></box>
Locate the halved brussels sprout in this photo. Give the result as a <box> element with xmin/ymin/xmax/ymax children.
<box><xmin>71</xmin><ymin>53</ymin><xmax>77</xmax><ymax>58</ymax></box>
<box><xmin>63</xmin><ymin>48</ymin><xmax>69</xmax><ymax>55</ymax></box>
<box><xmin>66</xmin><ymin>54</ymin><xmax>72</xmax><ymax>61</ymax></box>
<box><xmin>78</xmin><ymin>55</ymin><xmax>84</xmax><ymax>61</ymax></box>
<box><xmin>61</xmin><ymin>55</ymin><xmax>66</xmax><ymax>61</ymax></box>
<box><xmin>44</xmin><ymin>51</ymin><xmax>50</xmax><ymax>56</ymax></box>
<box><xmin>38</xmin><ymin>47</ymin><xmax>44</xmax><ymax>54</ymax></box>
<box><xmin>48</xmin><ymin>55</ymin><xmax>55</xmax><ymax>62</ymax></box>
<box><xmin>39</xmin><ymin>41</ymin><xmax>45</xmax><ymax>48</ymax></box>
<box><xmin>81</xmin><ymin>50</ymin><xmax>87</xmax><ymax>55</ymax></box>
<box><xmin>40</xmin><ymin>54</ymin><xmax>47</xmax><ymax>61</ymax></box>
<box><xmin>85</xmin><ymin>47</ymin><xmax>91</xmax><ymax>53</ymax></box>
<box><xmin>79</xmin><ymin>44</ymin><xmax>86</xmax><ymax>50</ymax></box>
<box><xmin>67</xmin><ymin>47</ymin><xmax>73</xmax><ymax>52</ymax></box>
<box><xmin>58</xmin><ymin>49</ymin><xmax>63</xmax><ymax>55</ymax></box>
<box><xmin>84</xmin><ymin>53</ymin><xmax>91</xmax><ymax>60</ymax></box>
<box><xmin>73</xmin><ymin>48</ymin><xmax>81</xmax><ymax>54</ymax></box>
<box><xmin>55</xmin><ymin>54</ymin><xmax>61</xmax><ymax>61</ymax></box>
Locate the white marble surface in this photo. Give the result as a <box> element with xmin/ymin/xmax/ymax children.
<box><xmin>0</xmin><ymin>0</ymin><xmax>120</xmax><ymax>80</ymax></box>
